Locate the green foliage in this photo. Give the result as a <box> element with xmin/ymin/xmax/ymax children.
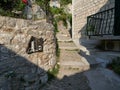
<box><xmin>47</xmin><ymin>64</ymin><xmax>60</xmax><ymax>81</ymax></box>
<box><xmin>0</xmin><ymin>8</ymin><xmax>11</xmax><ymax>16</ymax></box>
<box><xmin>36</xmin><ymin>0</ymin><xmax>45</xmax><ymax>9</ymax></box>
<box><xmin>0</xmin><ymin>0</ymin><xmax>25</xmax><ymax>17</ymax></box>
<box><xmin>0</xmin><ymin>0</ymin><xmax>25</xmax><ymax>11</ymax></box>
<box><xmin>56</xmin><ymin>14</ymin><xmax>67</xmax><ymax>28</ymax></box>
<box><xmin>53</xmin><ymin>19</ymin><xmax>59</xmax><ymax>33</ymax></box>
<box><xmin>36</xmin><ymin>0</ymin><xmax>49</xmax><ymax>11</ymax></box>
<box><xmin>0</xmin><ymin>0</ymin><xmax>14</xmax><ymax>10</ymax></box>
<box><xmin>50</xmin><ymin>7</ymin><xmax>72</xmax><ymax>28</ymax></box>
<box><xmin>67</xmin><ymin>14</ymin><xmax>72</xmax><ymax>27</ymax></box>
<box><xmin>56</xmin><ymin>38</ymin><xmax>60</xmax><ymax>57</ymax></box>
<box><xmin>50</xmin><ymin>7</ymin><xmax>64</xmax><ymax>15</ymax></box>
<box><xmin>60</xmin><ymin>0</ymin><xmax>72</xmax><ymax>6</ymax></box>
<box><xmin>0</xmin><ymin>0</ymin><xmax>49</xmax><ymax>18</ymax></box>
<box><xmin>107</xmin><ymin>57</ymin><xmax>120</xmax><ymax>75</ymax></box>
<box><xmin>55</xmin><ymin>13</ymin><xmax>72</xmax><ymax>28</ymax></box>
<box><xmin>14</xmin><ymin>0</ymin><xmax>25</xmax><ymax>11</ymax></box>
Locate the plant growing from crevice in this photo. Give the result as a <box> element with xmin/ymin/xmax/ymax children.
<box><xmin>55</xmin><ymin>13</ymin><xmax>68</xmax><ymax>28</ymax></box>
<box><xmin>50</xmin><ymin>3</ymin><xmax>72</xmax><ymax>29</ymax></box>
<box><xmin>53</xmin><ymin>19</ymin><xmax>59</xmax><ymax>33</ymax></box>
<box><xmin>56</xmin><ymin>39</ymin><xmax>60</xmax><ymax>58</ymax></box>
<box><xmin>47</xmin><ymin>64</ymin><xmax>60</xmax><ymax>81</ymax></box>
<box><xmin>0</xmin><ymin>0</ymin><xmax>25</xmax><ymax>17</ymax></box>
<box><xmin>67</xmin><ymin>14</ymin><xmax>72</xmax><ymax>27</ymax></box>
<box><xmin>50</xmin><ymin>7</ymin><xmax>64</xmax><ymax>15</ymax></box>
<box><xmin>60</xmin><ymin>0</ymin><xmax>72</xmax><ymax>6</ymax></box>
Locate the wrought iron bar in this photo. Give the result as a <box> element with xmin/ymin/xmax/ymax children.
<box><xmin>86</xmin><ymin>8</ymin><xmax>115</xmax><ymax>37</ymax></box>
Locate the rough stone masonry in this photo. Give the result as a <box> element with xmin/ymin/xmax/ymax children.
<box><xmin>0</xmin><ymin>16</ymin><xmax>56</xmax><ymax>90</ymax></box>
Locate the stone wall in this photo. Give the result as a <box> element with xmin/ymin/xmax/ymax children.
<box><xmin>0</xmin><ymin>16</ymin><xmax>56</xmax><ymax>89</ymax></box>
<box><xmin>73</xmin><ymin>0</ymin><xmax>115</xmax><ymax>46</ymax></box>
<box><xmin>50</xmin><ymin>0</ymin><xmax>60</xmax><ymax>8</ymax></box>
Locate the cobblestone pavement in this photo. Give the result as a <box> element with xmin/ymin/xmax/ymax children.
<box><xmin>41</xmin><ymin>72</ymin><xmax>91</xmax><ymax>90</ymax></box>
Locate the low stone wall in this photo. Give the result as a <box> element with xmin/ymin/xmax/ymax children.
<box><xmin>0</xmin><ymin>16</ymin><xmax>56</xmax><ymax>89</ymax></box>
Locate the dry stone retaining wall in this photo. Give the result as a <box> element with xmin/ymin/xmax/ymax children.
<box><xmin>0</xmin><ymin>16</ymin><xmax>56</xmax><ymax>90</ymax></box>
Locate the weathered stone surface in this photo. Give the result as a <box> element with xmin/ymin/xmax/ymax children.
<box><xmin>32</xmin><ymin>4</ymin><xmax>46</xmax><ymax>20</ymax></box>
<box><xmin>0</xmin><ymin>16</ymin><xmax>56</xmax><ymax>89</ymax></box>
<box><xmin>23</xmin><ymin>2</ymin><xmax>46</xmax><ymax>20</ymax></box>
<box><xmin>64</xmin><ymin>4</ymin><xmax>72</xmax><ymax>14</ymax></box>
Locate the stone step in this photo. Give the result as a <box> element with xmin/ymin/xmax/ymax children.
<box><xmin>60</xmin><ymin>63</ymin><xmax>89</xmax><ymax>71</ymax></box>
<box><xmin>84</xmin><ymin>68</ymin><xmax>120</xmax><ymax>90</ymax></box>
<box><xmin>57</xmin><ymin>69</ymin><xmax>85</xmax><ymax>79</ymax></box>
<box><xmin>60</xmin><ymin>50</ymin><xmax>89</xmax><ymax>64</ymax></box>
<box><xmin>57</xmin><ymin>63</ymin><xmax>89</xmax><ymax>79</ymax></box>
<box><xmin>56</xmin><ymin>33</ymin><xmax>72</xmax><ymax>42</ymax></box>
<box><xmin>79</xmin><ymin>50</ymin><xmax>103</xmax><ymax>68</ymax></box>
<box><xmin>60</xmin><ymin>50</ymin><xmax>81</xmax><ymax>61</ymax></box>
<box><xmin>59</xmin><ymin>42</ymin><xmax>78</xmax><ymax>50</ymax></box>
<box><xmin>58</xmin><ymin>29</ymin><xmax>71</xmax><ymax>36</ymax></box>
<box><xmin>59</xmin><ymin>50</ymin><xmax>90</xmax><ymax>75</ymax></box>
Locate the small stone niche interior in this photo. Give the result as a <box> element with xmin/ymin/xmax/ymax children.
<box><xmin>26</xmin><ymin>36</ymin><xmax>44</xmax><ymax>54</ymax></box>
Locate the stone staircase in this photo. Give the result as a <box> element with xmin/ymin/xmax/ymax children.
<box><xmin>56</xmin><ymin>29</ymin><xmax>90</xmax><ymax>78</ymax></box>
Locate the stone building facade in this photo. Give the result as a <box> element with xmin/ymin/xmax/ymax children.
<box><xmin>0</xmin><ymin>16</ymin><xmax>56</xmax><ymax>89</ymax></box>
<box><xmin>73</xmin><ymin>0</ymin><xmax>116</xmax><ymax>48</ymax></box>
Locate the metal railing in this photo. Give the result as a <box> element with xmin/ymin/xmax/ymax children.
<box><xmin>86</xmin><ymin>8</ymin><xmax>115</xmax><ymax>36</ymax></box>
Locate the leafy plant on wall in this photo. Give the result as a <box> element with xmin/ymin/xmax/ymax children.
<box><xmin>60</xmin><ymin>0</ymin><xmax>72</xmax><ymax>6</ymax></box>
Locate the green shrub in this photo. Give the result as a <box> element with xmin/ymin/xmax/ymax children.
<box><xmin>0</xmin><ymin>0</ymin><xmax>25</xmax><ymax>17</ymax></box>
<box><xmin>14</xmin><ymin>0</ymin><xmax>25</xmax><ymax>11</ymax></box>
<box><xmin>67</xmin><ymin>14</ymin><xmax>72</xmax><ymax>27</ymax></box>
<box><xmin>53</xmin><ymin>19</ymin><xmax>59</xmax><ymax>33</ymax></box>
<box><xmin>55</xmin><ymin>14</ymin><xmax>67</xmax><ymax>28</ymax></box>
<box><xmin>60</xmin><ymin>0</ymin><xmax>72</xmax><ymax>6</ymax></box>
<box><xmin>56</xmin><ymin>38</ymin><xmax>60</xmax><ymax>57</ymax></box>
<box><xmin>50</xmin><ymin>7</ymin><xmax>64</xmax><ymax>15</ymax></box>
<box><xmin>36</xmin><ymin>0</ymin><xmax>49</xmax><ymax>12</ymax></box>
<box><xmin>107</xmin><ymin>57</ymin><xmax>120</xmax><ymax>75</ymax></box>
<box><xmin>47</xmin><ymin>64</ymin><xmax>60</xmax><ymax>81</ymax></box>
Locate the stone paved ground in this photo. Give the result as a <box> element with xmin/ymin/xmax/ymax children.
<box><xmin>84</xmin><ymin>67</ymin><xmax>120</xmax><ymax>90</ymax></box>
<box><xmin>41</xmin><ymin>72</ymin><xmax>91</xmax><ymax>90</ymax></box>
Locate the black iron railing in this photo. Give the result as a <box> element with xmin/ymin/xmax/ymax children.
<box><xmin>86</xmin><ymin>8</ymin><xmax>115</xmax><ymax>36</ymax></box>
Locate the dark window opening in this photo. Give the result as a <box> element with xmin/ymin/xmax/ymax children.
<box><xmin>26</xmin><ymin>36</ymin><xmax>44</xmax><ymax>54</ymax></box>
